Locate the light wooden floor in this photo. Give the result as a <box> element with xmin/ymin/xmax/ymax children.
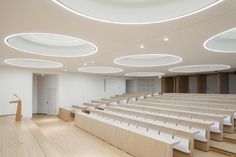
<box><xmin>0</xmin><ymin>116</ymin><xmax>45</xmax><ymax>157</ymax></box>
<box><xmin>0</xmin><ymin>115</ymin><xmax>232</xmax><ymax>157</ymax></box>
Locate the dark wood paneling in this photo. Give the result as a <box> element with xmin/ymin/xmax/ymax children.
<box><xmin>161</xmin><ymin>77</ymin><xmax>174</xmax><ymax>93</ymax></box>
<box><xmin>217</xmin><ymin>73</ymin><xmax>229</xmax><ymax>94</ymax></box>
<box><xmin>175</xmin><ymin>76</ymin><xmax>189</xmax><ymax>93</ymax></box>
<box><xmin>196</xmin><ymin>74</ymin><xmax>207</xmax><ymax>93</ymax></box>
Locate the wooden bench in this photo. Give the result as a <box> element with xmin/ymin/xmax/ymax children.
<box><xmin>150</xmin><ymin>96</ymin><xmax>236</xmax><ymax>106</ymax></box>
<box><xmin>88</xmin><ymin>108</ymin><xmax>199</xmax><ymax>157</ymax></box>
<box><xmin>163</xmin><ymin>93</ymin><xmax>236</xmax><ymax>98</ymax></box>
<box><xmin>105</xmin><ymin>106</ymin><xmax>213</xmax><ymax>151</ymax></box>
<box><xmin>91</xmin><ymin>100</ymin><xmax>111</xmax><ymax>105</ymax></box>
<box><xmin>160</xmin><ymin>94</ymin><xmax>236</xmax><ymax>103</ymax></box>
<box><xmin>146</xmin><ymin>97</ymin><xmax>236</xmax><ymax>110</ymax></box>
<box><xmin>117</xmin><ymin>103</ymin><xmax>225</xmax><ymax>141</ymax></box>
<box><xmin>74</xmin><ymin>112</ymin><xmax>180</xmax><ymax>157</ymax></box>
<box><xmin>144</xmin><ymin>98</ymin><xmax>236</xmax><ymax>128</ymax></box>
<box><xmin>136</xmin><ymin>100</ymin><xmax>235</xmax><ymax>133</ymax></box>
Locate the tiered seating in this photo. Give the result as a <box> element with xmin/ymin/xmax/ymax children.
<box><xmin>90</xmin><ymin>108</ymin><xmax>199</xmax><ymax>155</ymax></box>
<box><xmin>75</xmin><ymin>111</ymin><xmax>180</xmax><ymax>157</ymax></box>
<box><xmin>134</xmin><ymin>100</ymin><xmax>234</xmax><ymax>133</ymax></box>
<box><xmin>114</xmin><ymin>103</ymin><xmax>225</xmax><ymax>141</ymax></box>
<box><xmin>64</xmin><ymin>92</ymin><xmax>236</xmax><ymax>157</ymax></box>
<box><xmin>161</xmin><ymin>93</ymin><xmax>236</xmax><ymax>104</ymax></box>
<box><xmin>105</xmin><ymin>106</ymin><xmax>213</xmax><ymax>151</ymax></box>
<box><xmin>149</xmin><ymin>95</ymin><xmax>236</xmax><ymax>106</ymax></box>
<box><xmin>143</xmin><ymin>96</ymin><xmax>236</xmax><ymax>131</ymax></box>
<box><xmin>163</xmin><ymin>93</ymin><xmax>236</xmax><ymax>98</ymax></box>
<box><xmin>114</xmin><ymin>92</ymin><xmax>150</xmax><ymax>101</ymax></box>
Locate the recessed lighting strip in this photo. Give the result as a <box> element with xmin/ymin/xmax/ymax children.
<box><xmin>169</xmin><ymin>64</ymin><xmax>230</xmax><ymax>73</ymax></box>
<box><xmin>52</xmin><ymin>0</ymin><xmax>223</xmax><ymax>24</ymax></box>
<box><xmin>204</xmin><ymin>27</ymin><xmax>236</xmax><ymax>53</ymax></box>
<box><xmin>114</xmin><ymin>54</ymin><xmax>183</xmax><ymax>67</ymax></box>
<box><xmin>79</xmin><ymin>67</ymin><xmax>123</xmax><ymax>74</ymax></box>
<box><xmin>4</xmin><ymin>58</ymin><xmax>63</xmax><ymax>68</ymax></box>
<box><xmin>5</xmin><ymin>33</ymin><xmax>98</xmax><ymax>57</ymax></box>
<box><xmin>125</xmin><ymin>72</ymin><xmax>165</xmax><ymax>77</ymax></box>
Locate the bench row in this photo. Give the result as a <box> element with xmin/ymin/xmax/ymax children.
<box><xmin>75</xmin><ymin>112</ymin><xmax>180</xmax><ymax>157</ymax></box>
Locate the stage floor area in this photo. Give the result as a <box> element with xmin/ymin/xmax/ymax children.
<box><xmin>0</xmin><ymin>115</ymin><xmax>230</xmax><ymax>157</ymax></box>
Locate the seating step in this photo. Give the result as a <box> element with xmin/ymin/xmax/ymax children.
<box><xmin>23</xmin><ymin>118</ymin><xmax>64</xmax><ymax>157</ymax></box>
<box><xmin>223</xmin><ymin>132</ymin><xmax>236</xmax><ymax>141</ymax></box>
<box><xmin>210</xmin><ymin>140</ymin><xmax>236</xmax><ymax>156</ymax></box>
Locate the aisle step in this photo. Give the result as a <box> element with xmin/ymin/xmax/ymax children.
<box><xmin>23</xmin><ymin>118</ymin><xmax>65</xmax><ymax>157</ymax></box>
<box><xmin>223</xmin><ymin>132</ymin><xmax>236</xmax><ymax>142</ymax></box>
<box><xmin>210</xmin><ymin>140</ymin><xmax>236</xmax><ymax>156</ymax></box>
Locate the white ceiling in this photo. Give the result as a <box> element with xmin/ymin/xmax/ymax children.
<box><xmin>0</xmin><ymin>0</ymin><xmax>236</xmax><ymax>76</ymax></box>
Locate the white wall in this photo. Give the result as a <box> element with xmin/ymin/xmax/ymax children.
<box><xmin>0</xmin><ymin>67</ymin><xmax>32</xmax><ymax>117</ymax></box>
<box><xmin>137</xmin><ymin>78</ymin><xmax>161</xmax><ymax>93</ymax></box>
<box><xmin>33</xmin><ymin>75</ymin><xmax>38</xmax><ymax>114</ymax></box>
<box><xmin>126</xmin><ymin>80</ymin><xmax>138</xmax><ymax>93</ymax></box>
<box><xmin>229</xmin><ymin>74</ymin><xmax>236</xmax><ymax>94</ymax></box>
<box><xmin>188</xmin><ymin>76</ymin><xmax>197</xmax><ymax>93</ymax></box>
<box><xmin>57</xmin><ymin>73</ymin><xmax>126</xmax><ymax>108</ymax></box>
<box><xmin>154</xmin><ymin>78</ymin><xmax>162</xmax><ymax>93</ymax></box>
<box><xmin>125</xmin><ymin>77</ymin><xmax>161</xmax><ymax>93</ymax></box>
<box><xmin>207</xmin><ymin>75</ymin><xmax>217</xmax><ymax>93</ymax></box>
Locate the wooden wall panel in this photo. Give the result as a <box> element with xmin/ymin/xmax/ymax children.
<box><xmin>217</xmin><ymin>73</ymin><xmax>229</xmax><ymax>94</ymax></box>
<box><xmin>196</xmin><ymin>74</ymin><xmax>207</xmax><ymax>93</ymax></box>
<box><xmin>162</xmin><ymin>72</ymin><xmax>232</xmax><ymax>94</ymax></box>
<box><xmin>175</xmin><ymin>76</ymin><xmax>189</xmax><ymax>93</ymax></box>
<box><xmin>161</xmin><ymin>77</ymin><xmax>174</xmax><ymax>93</ymax></box>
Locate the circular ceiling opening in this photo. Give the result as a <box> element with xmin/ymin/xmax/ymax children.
<box><xmin>125</xmin><ymin>72</ymin><xmax>165</xmax><ymax>77</ymax></box>
<box><xmin>204</xmin><ymin>28</ymin><xmax>236</xmax><ymax>53</ymax></box>
<box><xmin>4</xmin><ymin>58</ymin><xmax>63</xmax><ymax>68</ymax></box>
<box><xmin>79</xmin><ymin>67</ymin><xmax>123</xmax><ymax>74</ymax></box>
<box><xmin>53</xmin><ymin>0</ymin><xmax>223</xmax><ymax>24</ymax></box>
<box><xmin>114</xmin><ymin>54</ymin><xmax>182</xmax><ymax>67</ymax></box>
<box><xmin>5</xmin><ymin>33</ymin><xmax>97</xmax><ymax>57</ymax></box>
<box><xmin>169</xmin><ymin>64</ymin><xmax>230</xmax><ymax>73</ymax></box>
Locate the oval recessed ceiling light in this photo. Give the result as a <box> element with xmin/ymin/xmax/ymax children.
<box><xmin>52</xmin><ymin>0</ymin><xmax>223</xmax><ymax>24</ymax></box>
<box><xmin>114</xmin><ymin>54</ymin><xmax>182</xmax><ymax>67</ymax></box>
<box><xmin>5</xmin><ymin>33</ymin><xmax>97</xmax><ymax>57</ymax></box>
<box><xmin>79</xmin><ymin>67</ymin><xmax>123</xmax><ymax>74</ymax></box>
<box><xmin>204</xmin><ymin>27</ymin><xmax>236</xmax><ymax>53</ymax></box>
<box><xmin>169</xmin><ymin>64</ymin><xmax>230</xmax><ymax>73</ymax></box>
<box><xmin>125</xmin><ymin>72</ymin><xmax>165</xmax><ymax>77</ymax></box>
<box><xmin>4</xmin><ymin>58</ymin><xmax>63</xmax><ymax>68</ymax></box>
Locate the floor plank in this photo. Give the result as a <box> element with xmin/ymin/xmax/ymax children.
<box><xmin>33</xmin><ymin>115</ymin><xmax>132</xmax><ymax>157</ymax></box>
<box><xmin>0</xmin><ymin>116</ymin><xmax>45</xmax><ymax>157</ymax></box>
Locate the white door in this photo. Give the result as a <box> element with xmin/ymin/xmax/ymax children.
<box><xmin>46</xmin><ymin>88</ymin><xmax>57</xmax><ymax>115</ymax></box>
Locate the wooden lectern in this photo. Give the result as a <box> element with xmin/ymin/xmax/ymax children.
<box><xmin>9</xmin><ymin>94</ymin><xmax>22</xmax><ymax>122</ymax></box>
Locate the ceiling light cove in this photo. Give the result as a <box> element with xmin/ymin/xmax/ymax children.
<box><xmin>169</xmin><ymin>64</ymin><xmax>230</xmax><ymax>73</ymax></box>
<box><xmin>79</xmin><ymin>67</ymin><xmax>124</xmax><ymax>74</ymax></box>
<box><xmin>125</xmin><ymin>72</ymin><xmax>165</xmax><ymax>77</ymax></box>
<box><xmin>5</xmin><ymin>33</ymin><xmax>97</xmax><ymax>57</ymax></box>
<box><xmin>204</xmin><ymin>27</ymin><xmax>236</xmax><ymax>53</ymax></box>
<box><xmin>114</xmin><ymin>54</ymin><xmax>182</xmax><ymax>67</ymax></box>
<box><xmin>4</xmin><ymin>58</ymin><xmax>63</xmax><ymax>68</ymax></box>
<box><xmin>53</xmin><ymin>0</ymin><xmax>223</xmax><ymax>24</ymax></box>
